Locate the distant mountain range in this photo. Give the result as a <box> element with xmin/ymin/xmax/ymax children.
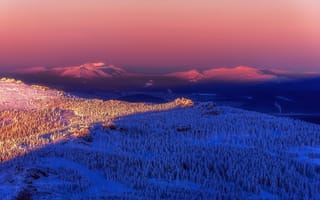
<box><xmin>15</xmin><ymin>62</ymin><xmax>319</xmax><ymax>83</ymax></box>
<box><xmin>20</xmin><ymin>62</ymin><xmax>135</xmax><ymax>79</ymax></box>
<box><xmin>166</xmin><ymin>66</ymin><xmax>279</xmax><ymax>82</ymax></box>
<box><xmin>4</xmin><ymin>62</ymin><xmax>319</xmax><ymax>94</ymax></box>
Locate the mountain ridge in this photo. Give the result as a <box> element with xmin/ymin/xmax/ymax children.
<box><xmin>12</xmin><ymin>62</ymin><xmax>320</xmax><ymax>83</ymax></box>
<box><xmin>17</xmin><ymin>62</ymin><xmax>135</xmax><ymax>79</ymax></box>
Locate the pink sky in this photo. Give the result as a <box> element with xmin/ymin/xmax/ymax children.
<box><xmin>0</xmin><ymin>0</ymin><xmax>320</xmax><ymax>72</ymax></box>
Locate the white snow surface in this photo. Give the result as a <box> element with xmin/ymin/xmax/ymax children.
<box><xmin>0</xmin><ymin>80</ymin><xmax>61</xmax><ymax>110</ymax></box>
<box><xmin>1</xmin><ymin>80</ymin><xmax>320</xmax><ymax>199</ymax></box>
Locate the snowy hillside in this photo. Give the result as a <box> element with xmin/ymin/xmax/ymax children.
<box><xmin>0</xmin><ymin>78</ymin><xmax>62</xmax><ymax>110</ymax></box>
<box><xmin>1</xmin><ymin>79</ymin><xmax>320</xmax><ymax>199</ymax></box>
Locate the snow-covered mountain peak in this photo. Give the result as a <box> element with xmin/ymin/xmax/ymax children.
<box><xmin>23</xmin><ymin>62</ymin><xmax>129</xmax><ymax>79</ymax></box>
<box><xmin>90</xmin><ymin>62</ymin><xmax>106</xmax><ymax>67</ymax></box>
<box><xmin>202</xmin><ymin>66</ymin><xmax>277</xmax><ymax>82</ymax></box>
<box><xmin>166</xmin><ymin>69</ymin><xmax>205</xmax><ymax>82</ymax></box>
<box><xmin>166</xmin><ymin>66</ymin><xmax>277</xmax><ymax>82</ymax></box>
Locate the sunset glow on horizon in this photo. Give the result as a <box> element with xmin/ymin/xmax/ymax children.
<box><xmin>1</xmin><ymin>0</ymin><xmax>320</xmax><ymax>72</ymax></box>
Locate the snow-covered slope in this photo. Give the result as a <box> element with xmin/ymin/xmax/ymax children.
<box><xmin>1</xmin><ymin>80</ymin><xmax>320</xmax><ymax>199</ymax></box>
<box><xmin>0</xmin><ymin>78</ymin><xmax>62</xmax><ymax>110</ymax></box>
